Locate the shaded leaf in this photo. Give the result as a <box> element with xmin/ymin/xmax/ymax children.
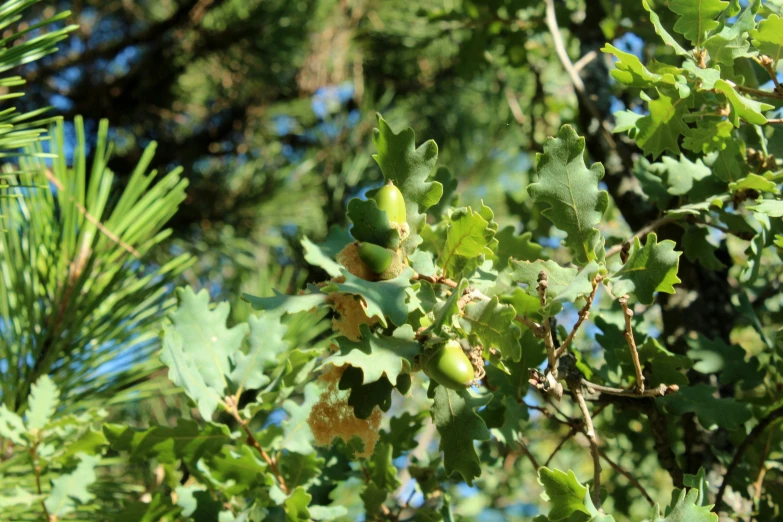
<box><xmin>346</xmin><ymin>198</ymin><xmax>400</xmax><ymax>250</ymax></box>
<box><xmin>658</xmin><ymin>383</ymin><xmax>752</xmax><ymax>430</ymax></box>
<box><xmin>322</xmin><ymin>268</ymin><xmax>414</xmax><ymax>327</ymax></box>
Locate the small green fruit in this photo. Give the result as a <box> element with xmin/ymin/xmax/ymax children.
<box><xmin>374</xmin><ymin>181</ymin><xmax>407</xmax><ymax>225</ymax></box>
<box><xmin>357</xmin><ymin>242</ymin><xmax>394</xmax><ymax>274</ymax></box>
<box><xmin>422</xmin><ymin>340</ymin><xmax>474</xmax><ymax>390</ymax></box>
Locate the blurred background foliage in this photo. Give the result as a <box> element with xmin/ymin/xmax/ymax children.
<box><xmin>2</xmin><ymin>0</ymin><xmax>782</xmax><ymax>519</ymax></box>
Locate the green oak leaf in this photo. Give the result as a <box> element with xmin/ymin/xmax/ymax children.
<box><xmin>617</xmin><ymin>89</ymin><xmax>692</xmax><ymax>158</ymax></box>
<box><xmin>647</xmin><ymin>487</ymin><xmax>718</xmax><ymax>521</ymax></box>
<box><xmin>687</xmin><ymin>335</ymin><xmax>763</xmax><ymax>389</ymax></box>
<box><xmin>683</xmin><ymin>467</ymin><xmax>709</xmax><ymax>507</ymax></box>
<box><xmin>429</xmin><ymin>166</ymin><xmax>459</xmax><ymax>218</ymax></box>
<box><xmin>175</xmin><ymin>485</ymin><xmax>222</xmax><ymax>521</ymax></box>
<box><xmin>361</xmin><ymin>443</ymin><xmax>398</xmax><ymax>515</ymax></box>
<box><xmin>703</xmin><ymin>0</ymin><xmax>759</xmax><ymax>64</ymax></box>
<box><xmin>643</xmin><ymin>0</ymin><xmax>691</xmax><ymax>57</ymax></box>
<box><xmin>302</xmin><ymin>235</ymin><xmax>343</xmax><ymax>277</ymax></box>
<box><xmin>681</xmin><ymin>61</ymin><xmax>721</xmax><ymax>89</ymax></box>
<box><xmin>26</xmin><ymin>375</ymin><xmax>59</xmax><ymax>432</ymax></box>
<box><xmin>682</xmin><ymin>119</ymin><xmax>733</xmax><ymax>154</ymax></box>
<box><xmin>243</xmin><ymin>290</ymin><xmax>329</xmax><ymax>315</ymax></box>
<box><xmin>459</xmin><ymin>297</ymin><xmax>522</xmax><ymax>361</ymax></box>
<box><xmin>230</xmin><ymin>313</ymin><xmax>288</xmax><ymax>393</ymax></box>
<box><xmin>322</xmin><ymin>267</ymin><xmax>413</xmax><ymax>327</ymax></box>
<box><xmin>654</xmin><ymin>154</ymin><xmax>712</xmax><ymax>196</ymax></box>
<box><xmin>611</xmin><ymin>233</ymin><xmax>682</xmax><ymax>305</ymax></box>
<box><xmin>0</xmin><ymin>405</ymin><xmax>26</xmax><ymax>445</ymax></box>
<box><xmin>657</xmin><ymin>383</ymin><xmax>752</xmax><ymax>430</ymax></box>
<box><xmin>44</xmin><ymin>453</ymin><xmax>100</xmax><ymax>517</ymax></box>
<box><xmin>602</xmin><ymin>43</ymin><xmax>664</xmax><ymax>87</ymax></box>
<box><xmin>527</xmin><ymin>125</ymin><xmax>609</xmax><ymax>266</ymax></box>
<box><xmin>278</xmin><ymin>452</ymin><xmax>324</xmax><ymax>491</ymax></box>
<box><xmin>747</xmin><ymin>199</ymin><xmax>783</xmax><ymax>217</ymax></box>
<box><xmin>104</xmin><ymin>420</ymin><xmax>232</xmax><ymax>464</ymax></box>
<box><xmin>346</xmin><ymin>197</ymin><xmax>400</xmax><ymax>250</ymax></box>
<box><xmin>637</xmin><ymin>337</ymin><xmax>693</xmax><ymax>387</ymax></box>
<box><xmin>749</xmin><ymin>14</ymin><xmax>783</xmax><ymax>66</ymax></box>
<box><xmin>342</xmin><ymin>372</ymin><xmax>407</xmax><ymax>419</ymax></box>
<box><xmin>714</xmin><ymin>79</ymin><xmax>773</xmax><ymax>126</ymax></box>
<box><xmin>429</xmin><ymin>386</ymin><xmax>491</xmax><ymax>485</ymax></box>
<box><xmin>729</xmin><ymin>173</ymin><xmax>779</xmax><ymax>194</ymax></box>
<box><xmin>281</xmin><ymin>382</ymin><xmax>320</xmax><ymax>454</ymax></box>
<box><xmin>427</xmin><ymin>278</ymin><xmax>469</xmax><ymax>336</ymax></box>
<box><xmin>197</xmin><ymin>445</ymin><xmax>268</xmax><ymax>496</ymax></box>
<box><xmin>0</xmin><ymin>487</ymin><xmax>44</xmax><ymax>509</ymax></box>
<box><xmin>380</xmin><ymin>412</ymin><xmax>426</xmax><ymax>458</ymax></box>
<box><xmin>284</xmin><ymin>487</ymin><xmax>312</xmax><ymax>521</ymax></box>
<box><xmin>670</xmin><ymin>0</ymin><xmax>728</xmax><ymax>47</ymax></box>
<box><xmin>493</xmin><ymin>226</ymin><xmax>543</xmax><ymax>270</ymax></box>
<box><xmin>682</xmin><ymin>226</ymin><xmax>725</xmax><ymax>270</ymax></box>
<box><xmin>634</xmin><ymin>157</ymin><xmax>673</xmax><ymax>209</ymax></box>
<box><xmin>161</xmin><ymin>326</ymin><xmax>223</xmax><ymax>419</ymax></box>
<box><xmin>538</xmin><ymin>467</ymin><xmax>614</xmax><ymax>521</ymax></box>
<box><xmin>510</xmin><ymin>260</ymin><xmax>599</xmax><ymax>316</ymax></box>
<box><xmin>327</xmin><ymin>324</ymin><xmax>419</xmax><ymax>386</ymax></box>
<box><xmin>166</xmin><ymin>287</ymin><xmax>248</xmax><ymax>394</ymax></box>
<box><xmin>372</xmin><ymin>114</ymin><xmax>443</xmax><ymax>239</ymax></box>
<box><xmin>439</xmin><ymin>206</ymin><xmax>498</xmax><ymax>279</ymax></box>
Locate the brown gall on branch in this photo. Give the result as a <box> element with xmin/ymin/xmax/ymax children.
<box><xmin>618</xmin><ymin>296</ymin><xmax>645</xmax><ymax>393</ymax></box>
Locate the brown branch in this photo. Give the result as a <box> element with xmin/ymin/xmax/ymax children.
<box><xmin>516</xmin><ymin>438</ymin><xmax>540</xmax><ymax>470</ymax></box>
<box><xmin>715</xmin><ymin>405</ymin><xmax>783</xmax><ymax>511</ymax></box>
<box><xmin>544</xmin><ymin>0</ymin><xmax>616</xmax><ymax>148</ymax></box>
<box><xmin>582</xmin><ymin>379</ymin><xmax>677</xmax><ymax>398</ymax></box>
<box><xmin>733</xmin><ymin>83</ymin><xmax>783</xmax><ymax>100</ymax></box>
<box><xmin>764</xmin><ymin>118</ymin><xmax>783</xmax><ymax>125</ymax></box>
<box><xmin>411</xmin><ymin>272</ymin><xmax>458</xmax><ymax>288</ymax></box>
<box><xmin>619</xmin><ymin>296</ymin><xmax>644</xmax><ymax>393</ymax></box>
<box><xmin>554</xmin><ymin>275</ymin><xmax>603</xmax><ymax>358</ymax></box>
<box><xmin>573</xmin><ymin>385</ymin><xmax>602</xmax><ymax>510</ymax></box>
<box><xmin>225</xmin><ymin>397</ymin><xmax>288</xmax><ymax>494</ymax></box>
<box><xmin>515</xmin><ymin>315</ymin><xmax>545</xmax><ymax>338</ymax></box>
<box><xmin>598</xmin><ymin>448</ymin><xmax>654</xmax><ymax>506</ymax></box>
<box><xmin>545</xmin><ymin>427</ymin><xmax>578</xmax><ymax>466</ymax></box>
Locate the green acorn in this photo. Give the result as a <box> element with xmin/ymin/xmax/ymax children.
<box><xmin>374</xmin><ymin>181</ymin><xmax>407</xmax><ymax>226</ymax></box>
<box><xmin>422</xmin><ymin>340</ymin><xmax>474</xmax><ymax>390</ymax></box>
<box><xmin>357</xmin><ymin>242</ymin><xmax>394</xmax><ymax>274</ymax></box>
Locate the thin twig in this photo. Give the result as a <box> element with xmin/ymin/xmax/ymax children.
<box><xmin>619</xmin><ymin>296</ymin><xmax>644</xmax><ymax>393</ymax></box>
<box><xmin>573</xmin><ymin>50</ymin><xmax>597</xmax><ymax>73</ymax></box>
<box><xmin>554</xmin><ymin>275</ymin><xmax>603</xmax><ymax>358</ymax></box>
<box><xmin>573</xmin><ymin>385</ymin><xmax>602</xmax><ymax>510</ymax></box>
<box><xmin>516</xmin><ymin>438</ymin><xmax>540</xmax><ymax>470</ymax></box>
<box><xmin>225</xmin><ymin>397</ymin><xmax>288</xmax><ymax>494</ymax></box>
<box><xmin>411</xmin><ymin>272</ymin><xmax>458</xmax><ymax>288</ymax></box>
<box><xmin>764</xmin><ymin>118</ymin><xmax>783</xmax><ymax>125</ymax></box>
<box><xmin>598</xmin><ymin>448</ymin><xmax>655</xmax><ymax>506</ymax></box>
<box><xmin>537</xmin><ymin>272</ymin><xmax>556</xmax><ymax>371</ymax></box>
<box><xmin>582</xmin><ymin>379</ymin><xmax>677</xmax><ymax>398</ymax></box>
<box><xmin>544</xmin><ymin>0</ymin><xmax>616</xmax><ymax>148</ymax></box>
<box><xmin>545</xmin><ymin>427</ymin><xmax>578</xmax><ymax>466</ymax></box>
<box><xmin>606</xmin><ymin>216</ymin><xmax>676</xmax><ymax>259</ymax></box>
<box><xmin>515</xmin><ymin>315</ymin><xmax>545</xmax><ymax>338</ymax></box>
<box><xmin>715</xmin><ymin>405</ymin><xmax>783</xmax><ymax>511</ymax></box>
<box><xmin>732</xmin><ymin>82</ymin><xmax>783</xmax><ymax>100</ymax></box>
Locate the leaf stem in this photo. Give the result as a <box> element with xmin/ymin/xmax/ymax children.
<box><xmin>619</xmin><ymin>296</ymin><xmax>645</xmax><ymax>393</ymax></box>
